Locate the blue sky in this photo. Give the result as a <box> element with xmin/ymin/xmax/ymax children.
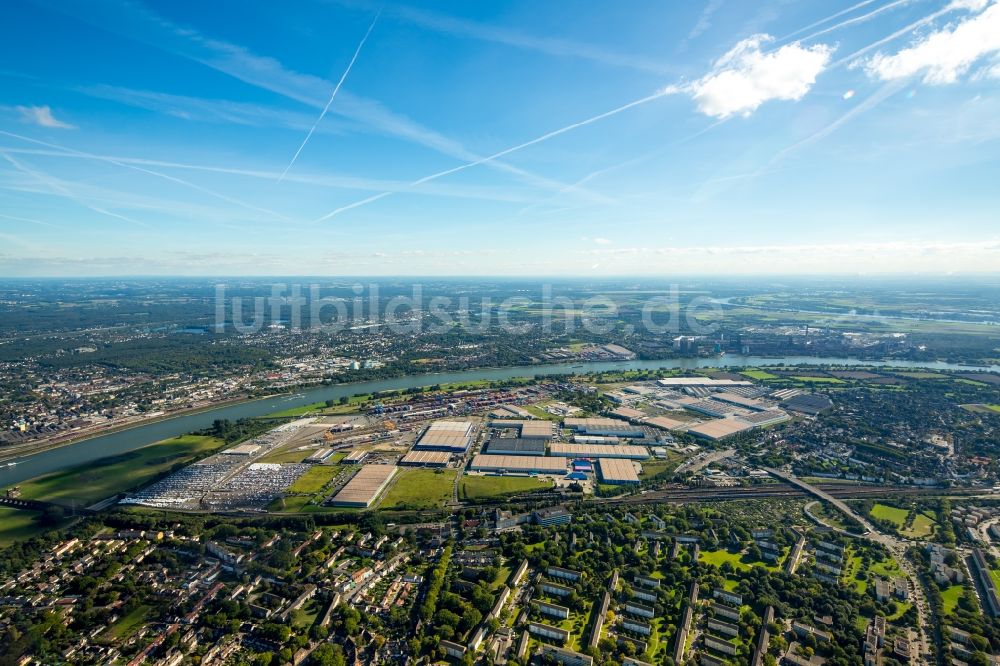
<box><xmin>1</xmin><ymin>0</ymin><xmax>999</xmax><ymax>276</ymax></box>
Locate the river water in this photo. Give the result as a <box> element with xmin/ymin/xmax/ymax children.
<box><xmin>1</xmin><ymin>355</ymin><xmax>996</xmax><ymax>486</ymax></box>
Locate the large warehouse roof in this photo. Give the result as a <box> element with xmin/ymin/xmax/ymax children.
<box><xmin>563</xmin><ymin>417</ymin><xmax>629</xmax><ymax>429</ymax></box>
<box><xmin>686</xmin><ymin>418</ymin><xmax>753</xmax><ymax>440</ymax></box>
<box><xmin>425</xmin><ymin>420</ymin><xmax>474</xmax><ymax>433</ymax></box>
<box><xmin>399</xmin><ymin>450</ymin><xmax>451</xmax><ymax>466</ymax></box>
<box><xmin>656</xmin><ymin>378</ymin><xmax>753</xmax><ymax>387</ymax></box>
<box><xmin>469</xmin><ymin>454</ymin><xmax>568</xmax><ymax>473</ymax></box>
<box><xmin>611</xmin><ymin>407</ymin><xmax>646</xmax><ymax>421</ymax></box>
<box><xmin>489</xmin><ymin>419</ymin><xmax>555</xmax><ymax>439</ymax></box>
<box><xmin>549</xmin><ymin>443</ymin><xmax>650</xmax><ymax>459</ymax></box>
<box><xmin>711</xmin><ymin>392</ymin><xmax>771</xmax><ymax>411</ymax></box>
<box><xmin>484</xmin><ymin>437</ymin><xmax>547</xmax><ymax>455</ymax></box>
<box><xmin>330</xmin><ymin>464</ymin><xmax>397</xmax><ymax>507</ymax></box>
<box><xmin>597</xmin><ymin>458</ymin><xmax>641</xmax><ymax>484</ymax></box>
<box><xmin>415</xmin><ymin>419</ymin><xmax>475</xmax><ymax>451</ymax></box>
<box><xmin>644</xmin><ymin>415</ymin><xmax>687</xmax><ymax>431</ymax></box>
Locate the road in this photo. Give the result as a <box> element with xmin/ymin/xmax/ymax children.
<box><xmin>977</xmin><ymin>517</ymin><xmax>1000</xmax><ymax>559</ymax></box>
<box><xmin>766</xmin><ymin>469</ymin><xmax>933</xmax><ymax>666</ymax></box>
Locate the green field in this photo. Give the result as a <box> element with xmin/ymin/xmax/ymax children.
<box><xmin>941</xmin><ymin>585</ymin><xmax>964</xmax><ymax>616</ymax></box>
<box><xmin>903</xmin><ymin>512</ymin><xmax>936</xmax><ymax>539</ymax></box>
<box><xmin>0</xmin><ymin>507</ymin><xmax>48</xmax><ymax>547</ymax></box>
<box><xmin>741</xmin><ymin>369</ymin><xmax>778</xmax><ymax>380</ymax></box>
<box><xmin>699</xmin><ymin>549</ymin><xmax>750</xmax><ymax>571</ymax></box>
<box><xmin>380</xmin><ymin>468</ymin><xmax>457</xmax><ymax>509</ymax></box>
<box><xmin>103</xmin><ymin>605</ymin><xmax>151</xmax><ymax>641</ymax></box>
<box><xmin>459</xmin><ymin>475</ymin><xmax>553</xmax><ymax>500</ymax></box>
<box><xmin>893</xmin><ymin>371</ymin><xmax>947</xmax><ymax>379</ymax></box>
<box><xmin>17</xmin><ymin>434</ymin><xmax>227</xmax><ymax>506</ymax></box>
<box><xmin>989</xmin><ymin>569</ymin><xmax>1000</xmax><ymax>591</ymax></box>
<box><xmin>791</xmin><ymin>376</ymin><xmax>845</xmax><ymax>384</ymax></box>
<box><xmin>870</xmin><ymin>503</ymin><xmax>909</xmax><ymax>528</ymax></box>
<box><xmin>287</xmin><ymin>465</ymin><xmax>341</xmax><ymax>494</ymax></box>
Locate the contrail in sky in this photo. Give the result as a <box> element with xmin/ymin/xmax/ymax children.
<box><xmin>278</xmin><ymin>9</ymin><xmax>382</xmax><ymax>182</ymax></box>
<box><xmin>793</xmin><ymin>0</ymin><xmax>918</xmax><ymax>43</ymax></box>
<box><xmin>0</xmin><ymin>129</ymin><xmax>290</xmax><ymax>221</ymax></box>
<box><xmin>1</xmin><ymin>152</ymin><xmax>147</xmax><ymax>227</ymax></box>
<box><xmin>312</xmin><ymin>88</ymin><xmax>670</xmax><ymax>222</ymax></box>
<box><xmin>776</xmin><ymin>0</ymin><xmax>881</xmax><ymax>42</ymax></box>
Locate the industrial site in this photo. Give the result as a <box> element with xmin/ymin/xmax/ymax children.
<box><xmin>113</xmin><ymin>374</ymin><xmax>821</xmax><ymax>514</ymax></box>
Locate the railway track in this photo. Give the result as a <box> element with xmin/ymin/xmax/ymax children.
<box><xmin>602</xmin><ymin>482</ymin><xmax>986</xmax><ymax>505</ymax></box>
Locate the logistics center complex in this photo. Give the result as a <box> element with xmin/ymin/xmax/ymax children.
<box><xmin>325</xmin><ymin>375</ymin><xmax>800</xmax><ymax>506</ymax></box>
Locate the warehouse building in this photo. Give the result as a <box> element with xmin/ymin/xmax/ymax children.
<box><xmin>644</xmin><ymin>415</ymin><xmax>687</xmax><ymax>431</ymax></box>
<box><xmin>656</xmin><ymin>378</ymin><xmax>753</xmax><ymax>388</ymax></box>
<box><xmin>611</xmin><ymin>407</ymin><xmax>646</xmax><ymax>421</ymax></box>
<box><xmin>686</xmin><ymin>419</ymin><xmax>754</xmax><ymax>441</ymax></box>
<box><xmin>563</xmin><ymin>417</ymin><xmax>645</xmax><ymax>438</ymax></box>
<box><xmin>739</xmin><ymin>410</ymin><xmax>791</xmax><ymax>427</ymax></box>
<box><xmin>305</xmin><ymin>448</ymin><xmax>335</xmax><ymax>463</ymax></box>
<box><xmin>399</xmin><ymin>450</ymin><xmax>450</xmax><ymax>467</ymax></box>
<box><xmin>484</xmin><ymin>437</ymin><xmax>547</xmax><ymax>456</ymax></box>
<box><xmin>414</xmin><ymin>420</ymin><xmax>475</xmax><ymax>452</ymax></box>
<box><xmin>549</xmin><ymin>443</ymin><xmax>649</xmax><ymax>459</ymax></box>
<box><xmin>597</xmin><ymin>458</ymin><xmax>641</xmax><ymax>485</ymax></box>
<box><xmin>489</xmin><ymin>419</ymin><xmax>556</xmax><ymax>439</ymax></box>
<box><xmin>343</xmin><ymin>450</ymin><xmax>368</xmax><ymax>464</ymax></box>
<box><xmin>490</xmin><ymin>405</ymin><xmax>533</xmax><ymax>419</ymax></box>
<box><xmin>468</xmin><ymin>454</ymin><xmax>568</xmax><ymax>474</ymax></box>
<box><xmin>682</xmin><ymin>399</ymin><xmax>740</xmax><ymax>418</ymax></box>
<box><xmin>711</xmin><ymin>392</ymin><xmax>771</xmax><ymax>411</ymax></box>
<box><xmin>573</xmin><ymin>435</ymin><xmax>621</xmax><ymax>444</ymax></box>
<box><xmin>329</xmin><ymin>464</ymin><xmax>397</xmax><ymax>508</ymax></box>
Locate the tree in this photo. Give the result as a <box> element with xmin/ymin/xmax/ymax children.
<box><xmin>309</xmin><ymin>644</ymin><xmax>346</xmax><ymax>666</ymax></box>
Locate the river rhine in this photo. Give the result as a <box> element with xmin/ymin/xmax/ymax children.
<box><xmin>1</xmin><ymin>355</ymin><xmax>997</xmax><ymax>486</ymax></box>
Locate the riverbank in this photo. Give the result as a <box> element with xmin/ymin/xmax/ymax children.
<box><xmin>0</xmin><ymin>392</ymin><xmax>277</xmax><ymax>465</ymax></box>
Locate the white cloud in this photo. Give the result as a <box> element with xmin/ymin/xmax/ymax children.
<box><xmin>979</xmin><ymin>60</ymin><xmax>1000</xmax><ymax>78</ymax></box>
<box><xmin>667</xmin><ymin>35</ymin><xmax>833</xmax><ymax>118</ymax></box>
<box><xmin>865</xmin><ymin>1</ymin><xmax>1000</xmax><ymax>84</ymax></box>
<box><xmin>15</xmin><ymin>105</ymin><xmax>76</xmax><ymax>129</ymax></box>
<box><xmin>842</xmin><ymin>89</ymin><xmax>856</xmax><ymax>99</ymax></box>
<box><xmin>593</xmin><ymin>237</ymin><xmax>612</xmax><ymax>245</ymax></box>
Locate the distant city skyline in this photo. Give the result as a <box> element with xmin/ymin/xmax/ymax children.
<box><xmin>2</xmin><ymin>0</ymin><xmax>999</xmax><ymax>276</ymax></box>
